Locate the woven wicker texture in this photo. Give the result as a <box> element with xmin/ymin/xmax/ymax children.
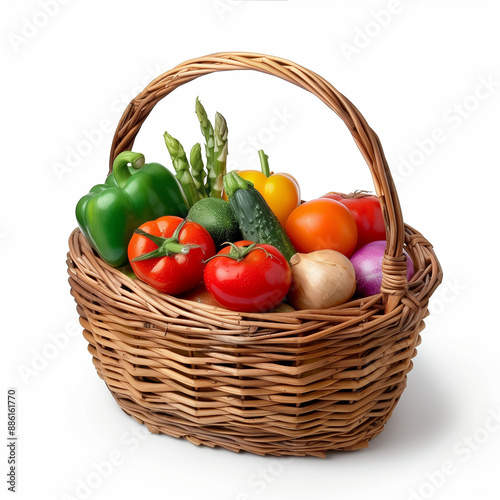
<box><xmin>67</xmin><ymin>52</ymin><xmax>442</xmax><ymax>457</ymax></box>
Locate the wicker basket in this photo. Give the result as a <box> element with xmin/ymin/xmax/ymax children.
<box><xmin>67</xmin><ymin>52</ymin><xmax>442</xmax><ymax>457</ymax></box>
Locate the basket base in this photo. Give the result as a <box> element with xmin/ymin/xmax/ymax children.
<box><xmin>80</xmin><ymin>317</ymin><xmax>419</xmax><ymax>457</ymax></box>
<box><xmin>79</xmin><ymin>314</ymin><xmax>419</xmax><ymax>457</ymax></box>
<box><xmin>107</xmin><ymin>383</ymin><xmax>405</xmax><ymax>457</ymax></box>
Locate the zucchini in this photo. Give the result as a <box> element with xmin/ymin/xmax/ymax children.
<box><xmin>223</xmin><ymin>171</ymin><xmax>297</xmax><ymax>261</ymax></box>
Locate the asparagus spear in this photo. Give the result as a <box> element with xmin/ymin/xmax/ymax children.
<box><xmin>163</xmin><ymin>131</ymin><xmax>200</xmax><ymax>209</ymax></box>
<box><xmin>195</xmin><ymin>97</ymin><xmax>215</xmax><ymax>195</ymax></box>
<box><xmin>211</xmin><ymin>111</ymin><xmax>228</xmax><ymax>198</ymax></box>
<box><xmin>189</xmin><ymin>143</ymin><xmax>207</xmax><ymax>199</ymax></box>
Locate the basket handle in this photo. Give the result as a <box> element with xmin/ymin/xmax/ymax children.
<box><xmin>109</xmin><ymin>52</ymin><xmax>408</xmax><ymax>312</ymax></box>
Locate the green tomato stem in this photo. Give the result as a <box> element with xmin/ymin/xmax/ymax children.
<box><xmin>204</xmin><ymin>242</ymin><xmax>274</xmax><ymax>263</ymax></box>
<box><xmin>131</xmin><ymin>221</ymin><xmax>201</xmax><ymax>261</ymax></box>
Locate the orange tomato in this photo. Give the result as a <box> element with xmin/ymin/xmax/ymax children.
<box><xmin>285</xmin><ymin>198</ymin><xmax>358</xmax><ymax>257</ymax></box>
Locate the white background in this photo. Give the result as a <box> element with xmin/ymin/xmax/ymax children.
<box><xmin>2</xmin><ymin>1</ymin><xmax>500</xmax><ymax>499</ymax></box>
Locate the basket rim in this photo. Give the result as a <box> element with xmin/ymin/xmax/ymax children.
<box><xmin>68</xmin><ymin>217</ymin><xmax>442</xmax><ymax>334</ymax></box>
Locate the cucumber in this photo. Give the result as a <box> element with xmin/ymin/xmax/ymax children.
<box><xmin>186</xmin><ymin>197</ymin><xmax>241</xmax><ymax>249</ymax></box>
<box><xmin>223</xmin><ymin>171</ymin><xmax>297</xmax><ymax>261</ymax></box>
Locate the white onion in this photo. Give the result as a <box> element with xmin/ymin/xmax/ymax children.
<box><xmin>286</xmin><ymin>249</ymin><xmax>356</xmax><ymax>309</ymax></box>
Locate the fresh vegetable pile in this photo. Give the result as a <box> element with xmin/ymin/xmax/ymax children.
<box><xmin>76</xmin><ymin>98</ymin><xmax>415</xmax><ymax>312</ymax></box>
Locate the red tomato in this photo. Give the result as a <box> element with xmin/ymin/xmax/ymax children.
<box><xmin>285</xmin><ymin>198</ymin><xmax>358</xmax><ymax>257</ymax></box>
<box><xmin>203</xmin><ymin>240</ymin><xmax>292</xmax><ymax>312</ymax></box>
<box><xmin>321</xmin><ymin>192</ymin><xmax>386</xmax><ymax>250</ymax></box>
<box><xmin>128</xmin><ymin>216</ymin><xmax>215</xmax><ymax>295</ymax></box>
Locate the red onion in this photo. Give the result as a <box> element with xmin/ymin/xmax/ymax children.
<box><xmin>350</xmin><ymin>240</ymin><xmax>415</xmax><ymax>297</ymax></box>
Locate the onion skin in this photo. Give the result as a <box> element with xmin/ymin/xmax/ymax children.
<box><xmin>350</xmin><ymin>240</ymin><xmax>415</xmax><ymax>298</ymax></box>
<box><xmin>286</xmin><ymin>249</ymin><xmax>356</xmax><ymax>310</ymax></box>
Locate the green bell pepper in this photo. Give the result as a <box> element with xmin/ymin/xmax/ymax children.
<box><xmin>76</xmin><ymin>151</ymin><xmax>189</xmax><ymax>267</ymax></box>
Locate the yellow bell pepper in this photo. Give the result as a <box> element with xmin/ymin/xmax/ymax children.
<box><xmin>224</xmin><ymin>150</ymin><xmax>300</xmax><ymax>227</ymax></box>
